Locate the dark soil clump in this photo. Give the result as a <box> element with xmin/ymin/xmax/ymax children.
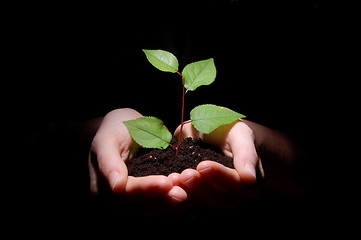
<box><xmin>126</xmin><ymin>137</ymin><xmax>234</xmax><ymax>177</ymax></box>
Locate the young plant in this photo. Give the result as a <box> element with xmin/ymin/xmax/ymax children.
<box><xmin>123</xmin><ymin>49</ymin><xmax>245</xmax><ymax>155</ymax></box>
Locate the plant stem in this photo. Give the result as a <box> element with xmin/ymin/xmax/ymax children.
<box><xmin>176</xmin><ymin>72</ymin><xmax>186</xmax><ymax>156</ymax></box>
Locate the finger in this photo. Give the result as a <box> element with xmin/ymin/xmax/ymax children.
<box><xmin>125</xmin><ymin>175</ymin><xmax>173</xmax><ymax>198</ymax></box>
<box><xmin>197</xmin><ymin>160</ymin><xmax>240</xmax><ymax>191</ymax></box>
<box><xmin>178</xmin><ymin>168</ymin><xmax>202</xmax><ymax>192</ymax></box>
<box><xmin>230</xmin><ymin>134</ymin><xmax>259</xmax><ymax>184</ymax></box>
<box><xmin>180</xmin><ymin>165</ymin><xmax>240</xmax><ymax>208</ymax></box>
<box><xmin>167</xmin><ymin>186</ymin><xmax>188</xmax><ymax>204</ymax></box>
<box><xmin>168</xmin><ymin>172</ymin><xmax>182</xmax><ymax>185</ymax></box>
<box><xmin>94</xmin><ymin>140</ymin><xmax>129</xmax><ymax>193</ymax></box>
<box><xmin>178</xmin><ymin>168</ymin><xmax>216</xmax><ymax>204</ymax></box>
<box><xmin>167</xmin><ymin>173</ymin><xmax>189</xmax><ymax>203</ymax></box>
<box><xmin>174</xmin><ymin>123</ymin><xmax>202</xmax><ymax>139</ymax></box>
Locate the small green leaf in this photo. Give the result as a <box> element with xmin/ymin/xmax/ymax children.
<box><xmin>190</xmin><ymin>104</ymin><xmax>246</xmax><ymax>134</ymax></box>
<box><xmin>142</xmin><ymin>49</ymin><xmax>179</xmax><ymax>73</ymax></box>
<box><xmin>182</xmin><ymin>58</ymin><xmax>216</xmax><ymax>91</ymax></box>
<box><xmin>123</xmin><ymin>116</ymin><xmax>172</xmax><ymax>150</ymax></box>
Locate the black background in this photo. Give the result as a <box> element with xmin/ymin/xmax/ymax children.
<box><xmin>7</xmin><ymin>0</ymin><xmax>358</xmax><ymax>236</ymax></box>
<box><xmin>15</xmin><ymin>0</ymin><xmax>352</xmax><ymax>131</ymax></box>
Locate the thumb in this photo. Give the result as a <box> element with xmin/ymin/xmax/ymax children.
<box><xmin>229</xmin><ymin>125</ymin><xmax>259</xmax><ymax>184</ymax></box>
<box><xmin>174</xmin><ymin>122</ymin><xmax>202</xmax><ymax>139</ymax></box>
<box><xmin>92</xmin><ymin>141</ymin><xmax>129</xmax><ymax>193</ymax></box>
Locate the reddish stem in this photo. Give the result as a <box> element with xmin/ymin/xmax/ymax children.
<box><xmin>175</xmin><ymin>72</ymin><xmax>186</xmax><ymax>156</ymax></box>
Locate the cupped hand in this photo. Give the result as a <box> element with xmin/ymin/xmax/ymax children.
<box><xmin>171</xmin><ymin>120</ymin><xmax>263</xmax><ymax>208</ymax></box>
<box><xmin>88</xmin><ymin>108</ymin><xmax>187</xmax><ymax>207</ymax></box>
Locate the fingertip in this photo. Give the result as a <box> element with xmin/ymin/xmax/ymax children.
<box><xmin>197</xmin><ymin>160</ymin><xmax>241</xmax><ymax>184</ymax></box>
<box><xmin>155</xmin><ymin>175</ymin><xmax>174</xmax><ymax>192</ymax></box>
<box><xmin>109</xmin><ymin>170</ymin><xmax>127</xmax><ymax>193</ymax></box>
<box><xmin>168</xmin><ymin>172</ymin><xmax>181</xmax><ymax>185</ymax></box>
<box><xmin>234</xmin><ymin>153</ymin><xmax>258</xmax><ymax>184</ymax></box>
<box><xmin>239</xmin><ymin>163</ymin><xmax>257</xmax><ymax>184</ymax></box>
<box><xmin>197</xmin><ymin>160</ymin><xmax>229</xmax><ymax>177</ymax></box>
<box><xmin>197</xmin><ymin>160</ymin><xmax>216</xmax><ymax>174</ymax></box>
<box><xmin>126</xmin><ymin>175</ymin><xmax>173</xmax><ymax>194</ymax></box>
<box><xmin>180</xmin><ymin>168</ymin><xmax>201</xmax><ymax>185</ymax></box>
<box><xmin>168</xmin><ymin>186</ymin><xmax>188</xmax><ymax>204</ymax></box>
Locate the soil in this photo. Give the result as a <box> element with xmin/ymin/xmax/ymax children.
<box><xmin>126</xmin><ymin>137</ymin><xmax>234</xmax><ymax>177</ymax></box>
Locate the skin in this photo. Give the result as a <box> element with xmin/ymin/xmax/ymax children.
<box><xmin>170</xmin><ymin>121</ymin><xmax>262</xmax><ymax>208</ymax></box>
<box><xmin>88</xmin><ymin>108</ymin><xmax>187</xmax><ymax>205</ymax></box>
<box><xmin>170</xmin><ymin>119</ymin><xmax>302</xmax><ymax>208</ymax></box>
<box><xmin>88</xmin><ymin>108</ymin><xmax>304</xmax><ymax>212</ymax></box>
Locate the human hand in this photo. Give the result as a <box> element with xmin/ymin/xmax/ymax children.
<box><xmin>88</xmin><ymin>108</ymin><xmax>187</xmax><ymax>214</ymax></box>
<box><xmin>171</xmin><ymin>120</ymin><xmax>264</xmax><ymax>208</ymax></box>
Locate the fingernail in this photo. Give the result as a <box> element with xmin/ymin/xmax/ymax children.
<box><xmin>109</xmin><ymin>171</ymin><xmax>120</xmax><ymax>190</ymax></box>
<box><xmin>198</xmin><ymin>167</ymin><xmax>212</xmax><ymax>173</ymax></box>
<box><xmin>245</xmin><ymin>163</ymin><xmax>256</xmax><ymax>179</ymax></box>
<box><xmin>171</xmin><ymin>196</ymin><xmax>183</xmax><ymax>202</ymax></box>
<box><xmin>184</xmin><ymin>176</ymin><xmax>194</xmax><ymax>184</ymax></box>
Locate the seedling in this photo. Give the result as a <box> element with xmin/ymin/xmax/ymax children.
<box><xmin>124</xmin><ymin>49</ymin><xmax>245</xmax><ymax>155</ymax></box>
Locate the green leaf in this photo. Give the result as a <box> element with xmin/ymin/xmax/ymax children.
<box><xmin>123</xmin><ymin>116</ymin><xmax>172</xmax><ymax>150</ymax></box>
<box><xmin>142</xmin><ymin>49</ymin><xmax>179</xmax><ymax>73</ymax></box>
<box><xmin>182</xmin><ymin>58</ymin><xmax>216</xmax><ymax>91</ymax></box>
<box><xmin>190</xmin><ymin>104</ymin><xmax>246</xmax><ymax>134</ymax></box>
